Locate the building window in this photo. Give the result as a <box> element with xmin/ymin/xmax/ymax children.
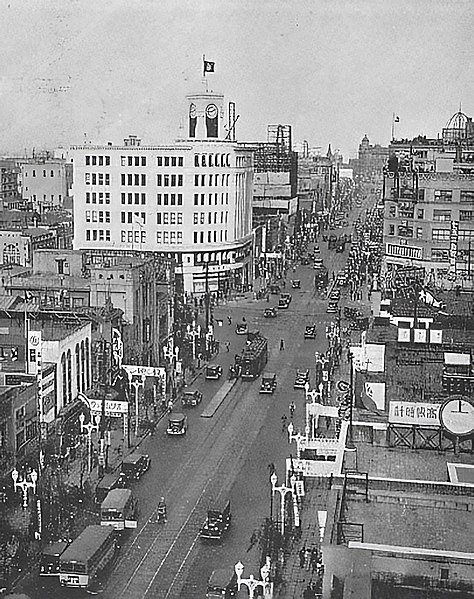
<box><xmin>388</xmin><ymin>225</ymin><xmax>395</xmax><ymax>236</ymax></box>
<box><xmin>194</xmin><ymin>193</ymin><xmax>198</xmax><ymax>205</ymax></box>
<box><xmin>177</xmin><ymin>194</ymin><xmax>182</xmax><ymax>205</ymax></box>
<box><xmin>177</xmin><ymin>231</ymin><xmax>183</xmax><ymax>243</ymax></box>
<box><xmin>460</xmin><ymin>190</ymin><xmax>474</xmax><ymax>203</ymax></box>
<box><xmin>157</xmin><ymin>157</ymin><xmax>163</xmax><ymax>167</ymax></box>
<box><xmin>416</xmin><ymin>227</ymin><xmax>423</xmax><ymax>239</ymax></box>
<box><xmin>195</xmin><ymin>155</ymin><xmax>199</xmax><ymax>167</ymax></box>
<box><xmin>193</xmin><ymin>213</ymin><xmax>198</xmax><ymax>225</ymax></box>
<box><xmin>431</xmin><ymin>248</ymin><xmax>449</xmax><ymax>262</ymax></box>
<box><xmin>157</xmin><ymin>194</ymin><xmax>162</xmax><ymax>205</ymax></box>
<box><xmin>417</xmin><ymin>208</ymin><xmax>424</xmax><ymax>219</ymax></box>
<box><xmin>200</xmin><ymin>213</ymin><xmax>205</xmax><ymax>225</ymax></box>
<box><xmin>388</xmin><ymin>206</ymin><xmax>396</xmax><ymax>217</ymax></box>
<box><xmin>434</xmin><ymin>189</ymin><xmax>452</xmax><ymax>202</ymax></box>
<box><xmin>194</xmin><ymin>232</ymin><xmax>198</xmax><ymax>243</ymax></box>
<box><xmin>432</xmin><ymin>229</ymin><xmax>450</xmax><ymax>241</ymax></box>
<box><xmin>157</xmin><ymin>174</ymin><xmax>162</xmax><ymax>186</ymax></box>
<box><xmin>433</xmin><ymin>210</ymin><xmax>451</xmax><ymax>222</ymax></box>
<box><xmin>460</xmin><ymin>210</ymin><xmax>474</xmax><ymax>221</ymax></box>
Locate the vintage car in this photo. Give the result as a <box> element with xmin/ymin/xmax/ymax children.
<box><xmin>205</xmin><ymin>364</ymin><xmax>223</xmax><ymax>380</ymax></box>
<box><xmin>264</xmin><ymin>307</ymin><xmax>278</xmax><ymax>318</ymax></box>
<box><xmin>294</xmin><ymin>368</ymin><xmax>310</xmax><ymax>389</ymax></box>
<box><xmin>291</xmin><ymin>279</ymin><xmax>301</xmax><ymax>289</ymax></box>
<box><xmin>95</xmin><ymin>471</ymin><xmax>125</xmax><ymax>504</ymax></box>
<box><xmin>313</xmin><ymin>246</ymin><xmax>321</xmax><ymax>255</ymax></box>
<box><xmin>278</xmin><ymin>293</ymin><xmax>292</xmax><ymax>309</ymax></box>
<box><xmin>182</xmin><ymin>389</ymin><xmax>203</xmax><ymax>406</ymax></box>
<box><xmin>119</xmin><ymin>452</ymin><xmax>151</xmax><ymax>484</ymax></box>
<box><xmin>269</xmin><ymin>284</ymin><xmax>281</xmax><ymax>294</ymax></box>
<box><xmin>327</xmin><ymin>302</ymin><xmax>339</xmax><ymax>314</ymax></box>
<box><xmin>329</xmin><ymin>289</ymin><xmax>341</xmax><ymax>301</ymax></box>
<box><xmin>304</xmin><ymin>325</ymin><xmax>317</xmax><ymax>339</ymax></box>
<box><xmin>344</xmin><ymin>306</ymin><xmax>363</xmax><ymax>320</ymax></box>
<box><xmin>200</xmin><ymin>499</ymin><xmax>231</xmax><ymax>541</ymax></box>
<box><xmin>259</xmin><ymin>372</ymin><xmax>277</xmax><ymax>394</ymax></box>
<box><xmin>166</xmin><ymin>412</ymin><xmax>187</xmax><ymax>435</ymax></box>
<box><xmin>313</xmin><ymin>259</ymin><xmax>324</xmax><ymax>270</ymax></box>
<box><xmin>235</xmin><ymin>323</ymin><xmax>248</xmax><ymax>335</ymax></box>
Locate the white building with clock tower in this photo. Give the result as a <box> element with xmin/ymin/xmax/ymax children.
<box><xmin>69</xmin><ymin>87</ymin><xmax>254</xmax><ymax>294</ymax></box>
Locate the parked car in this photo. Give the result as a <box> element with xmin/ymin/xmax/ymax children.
<box><xmin>304</xmin><ymin>325</ymin><xmax>317</xmax><ymax>339</ymax></box>
<box><xmin>291</xmin><ymin>280</ymin><xmax>301</xmax><ymax>289</ymax></box>
<box><xmin>235</xmin><ymin>323</ymin><xmax>248</xmax><ymax>335</ymax></box>
<box><xmin>264</xmin><ymin>307</ymin><xmax>278</xmax><ymax>318</ymax></box>
<box><xmin>119</xmin><ymin>452</ymin><xmax>151</xmax><ymax>484</ymax></box>
<box><xmin>329</xmin><ymin>289</ymin><xmax>341</xmax><ymax>301</ymax></box>
<box><xmin>278</xmin><ymin>293</ymin><xmax>292</xmax><ymax>309</ymax></box>
<box><xmin>166</xmin><ymin>412</ymin><xmax>187</xmax><ymax>435</ymax></box>
<box><xmin>269</xmin><ymin>284</ymin><xmax>281</xmax><ymax>294</ymax></box>
<box><xmin>294</xmin><ymin>368</ymin><xmax>310</xmax><ymax>389</ymax></box>
<box><xmin>327</xmin><ymin>302</ymin><xmax>339</xmax><ymax>313</ymax></box>
<box><xmin>313</xmin><ymin>259</ymin><xmax>324</xmax><ymax>270</ymax></box>
<box><xmin>313</xmin><ymin>246</ymin><xmax>321</xmax><ymax>255</ymax></box>
<box><xmin>182</xmin><ymin>389</ymin><xmax>203</xmax><ymax>406</ymax></box>
<box><xmin>259</xmin><ymin>372</ymin><xmax>277</xmax><ymax>394</ymax></box>
<box><xmin>205</xmin><ymin>364</ymin><xmax>223</xmax><ymax>380</ymax></box>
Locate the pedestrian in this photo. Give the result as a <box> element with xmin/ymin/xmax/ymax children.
<box><xmin>242</xmin><ymin>316</ymin><xmax>246</xmax><ymax>323</ymax></box>
<box><xmin>305</xmin><ymin>546</ymin><xmax>312</xmax><ymax>570</ymax></box>
<box><xmin>281</xmin><ymin>413</ymin><xmax>288</xmax><ymax>432</ymax></box>
<box><xmin>310</xmin><ymin>546</ymin><xmax>319</xmax><ymax>573</ymax></box>
<box><xmin>225</xmin><ymin>341</ymin><xmax>230</xmax><ymax>352</ymax></box>
<box><xmin>299</xmin><ymin>546</ymin><xmax>306</xmax><ymax>568</ymax></box>
<box><xmin>280</xmin><ymin>338</ymin><xmax>285</xmax><ymax>350</ymax></box>
<box><xmin>227</xmin><ymin>315</ymin><xmax>232</xmax><ymax>325</ymax></box>
<box><xmin>289</xmin><ymin>401</ymin><xmax>296</xmax><ymax>419</ymax></box>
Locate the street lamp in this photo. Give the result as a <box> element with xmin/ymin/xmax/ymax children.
<box><xmin>79</xmin><ymin>412</ymin><xmax>100</xmax><ymax>473</ymax></box>
<box><xmin>11</xmin><ymin>468</ymin><xmax>37</xmax><ymax>509</ymax></box>
<box><xmin>345</xmin><ymin>352</ymin><xmax>356</xmax><ymax>452</ymax></box>
<box><xmin>270</xmin><ymin>472</ymin><xmax>296</xmax><ymax>536</ymax></box>
<box><xmin>235</xmin><ymin>557</ymin><xmax>272</xmax><ymax>599</ymax></box>
<box><xmin>287</xmin><ymin>421</ymin><xmax>311</xmax><ymax>458</ymax></box>
<box><xmin>130</xmin><ymin>374</ymin><xmax>146</xmax><ymax>437</ymax></box>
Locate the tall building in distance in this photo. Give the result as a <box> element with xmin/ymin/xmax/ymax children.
<box><xmin>70</xmin><ymin>87</ymin><xmax>254</xmax><ymax>294</ymax></box>
<box><xmin>382</xmin><ymin>110</ymin><xmax>474</xmax><ymax>290</ymax></box>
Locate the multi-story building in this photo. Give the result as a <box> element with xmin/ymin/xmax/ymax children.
<box><xmin>70</xmin><ymin>88</ymin><xmax>254</xmax><ymax>294</ymax></box>
<box><xmin>19</xmin><ymin>154</ymin><xmax>71</xmax><ymax>212</ymax></box>
<box><xmin>382</xmin><ymin>110</ymin><xmax>474</xmax><ymax>291</ymax></box>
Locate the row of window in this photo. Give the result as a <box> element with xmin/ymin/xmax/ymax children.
<box><xmin>157</xmin><ymin>193</ymin><xmax>183</xmax><ymax>206</ymax></box>
<box><xmin>121</xmin><ymin>156</ymin><xmax>146</xmax><ymax>167</ymax></box>
<box><xmin>121</xmin><ymin>211</ymin><xmax>146</xmax><ymax>224</ymax></box>
<box><xmin>193</xmin><ymin>211</ymin><xmax>229</xmax><ymax>225</ymax></box>
<box><xmin>157</xmin><ymin>156</ymin><xmax>184</xmax><ymax>167</ymax></box>
<box><xmin>390</xmin><ymin>208</ymin><xmax>474</xmax><ymax>222</ymax></box>
<box><xmin>121</xmin><ymin>173</ymin><xmax>147</xmax><ymax>186</ymax></box>
<box><xmin>388</xmin><ymin>225</ymin><xmax>474</xmax><ymax>240</ymax></box>
<box><xmin>85</xmin><ymin>210</ymin><xmax>110</xmax><ymax>223</ymax></box>
<box><xmin>193</xmin><ymin>192</ymin><xmax>229</xmax><ymax>206</ymax></box>
<box><xmin>156</xmin><ymin>231</ymin><xmax>183</xmax><ymax>244</ymax></box>
<box><xmin>85</xmin><ymin>173</ymin><xmax>110</xmax><ymax>186</ymax></box>
<box><xmin>121</xmin><ymin>192</ymin><xmax>146</xmax><ymax>205</ymax></box>
<box><xmin>25</xmin><ymin>169</ymin><xmax>60</xmax><ymax>177</ymax></box>
<box><xmin>194</xmin><ymin>174</ymin><xmax>230</xmax><ymax>187</ymax></box>
<box><xmin>85</xmin><ymin>155</ymin><xmax>111</xmax><ymax>166</ymax></box>
<box><xmin>86</xmin><ymin>192</ymin><xmax>111</xmax><ymax>204</ymax></box>
<box><xmin>157</xmin><ymin>174</ymin><xmax>184</xmax><ymax>187</ymax></box>
<box><xmin>433</xmin><ymin>190</ymin><xmax>474</xmax><ymax>202</ymax></box>
<box><xmin>156</xmin><ymin>212</ymin><xmax>183</xmax><ymax>225</ymax></box>
<box><xmin>193</xmin><ymin>230</ymin><xmax>228</xmax><ymax>244</ymax></box>
<box><xmin>85</xmin><ymin>229</ymin><xmax>111</xmax><ymax>241</ymax></box>
<box><xmin>27</xmin><ymin>193</ymin><xmax>63</xmax><ymax>202</ymax></box>
<box><xmin>194</xmin><ymin>153</ymin><xmax>231</xmax><ymax>168</ymax></box>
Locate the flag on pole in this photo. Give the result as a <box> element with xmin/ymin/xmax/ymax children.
<box><xmin>394</xmin><ymin>115</ymin><xmax>400</xmax><ymax>122</ymax></box>
<box><xmin>133</xmin><ymin>213</ymin><xmax>145</xmax><ymax>227</ymax></box>
<box><xmin>203</xmin><ymin>59</ymin><xmax>215</xmax><ymax>75</ymax></box>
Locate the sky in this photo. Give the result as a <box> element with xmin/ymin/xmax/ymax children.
<box><xmin>0</xmin><ymin>0</ymin><xmax>472</xmax><ymax>159</ymax></box>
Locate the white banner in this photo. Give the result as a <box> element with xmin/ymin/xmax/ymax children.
<box><xmin>89</xmin><ymin>398</ymin><xmax>129</xmax><ymax>417</ymax></box>
<box><xmin>123</xmin><ymin>365</ymin><xmax>166</xmax><ymax>378</ymax></box>
<box><xmin>389</xmin><ymin>401</ymin><xmax>440</xmax><ymax>427</ymax></box>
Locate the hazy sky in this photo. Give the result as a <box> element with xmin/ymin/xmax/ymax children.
<box><xmin>0</xmin><ymin>0</ymin><xmax>472</xmax><ymax>159</ymax></box>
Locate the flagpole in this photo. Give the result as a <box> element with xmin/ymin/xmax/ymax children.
<box><xmin>391</xmin><ymin>113</ymin><xmax>395</xmax><ymax>142</ymax></box>
<box><xmin>202</xmin><ymin>54</ymin><xmax>208</xmax><ymax>92</ymax></box>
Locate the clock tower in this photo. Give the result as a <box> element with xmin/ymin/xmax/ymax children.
<box><xmin>185</xmin><ymin>91</ymin><xmax>225</xmax><ymax>141</ymax></box>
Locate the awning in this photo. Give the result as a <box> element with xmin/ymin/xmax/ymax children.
<box><xmin>444</xmin><ymin>353</ymin><xmax>471</xmax><ymax>366</ymax></box>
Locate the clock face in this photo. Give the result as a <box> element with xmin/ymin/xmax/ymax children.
<box><xmin>440</xmin><ymin>397</ymin><xmax>474</xmax><ymax>437</ymax></box>
<box><xmin>206</xmin><ymin>104</ymin><xmax>218</xmax><ymax>119</ymax></box>
<box><xmin>189</xmin><ymin>103</ymin><xmax>196</xmax><ymax>118</ymax></box>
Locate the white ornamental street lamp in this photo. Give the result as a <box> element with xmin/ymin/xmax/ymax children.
<box><xmin>130</xmin><ymin>374</ymin><xmax>146</xmax><ymax>437</ymax></box>
<box><xmin>79</xmin><ymin>412</ymin><xmax>100</xmax><ymax>473</ymax></box>
<box><xmin>235</xmin><ymin>557</ymin><xmax>272</xmax><ymax>599</ymax></box>
<box><xmin>11</xmin><ymin>468</ymin><xmax>37</xmax><ymax>509</ymax></box>
<box><xmin>287</xmin><ymin>421</ymin><xmax>311</xmax><ymax>458</ymax></box>
<box><xmin>270</xmin><ymin>472</ymin><xmax>296</xmax><ymax>536</ymax></box>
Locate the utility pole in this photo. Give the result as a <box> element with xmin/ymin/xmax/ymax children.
<box><xmin>205</xmin><ymin>260</ymin><xmax>210</xmax><ymax>333</ymax></box>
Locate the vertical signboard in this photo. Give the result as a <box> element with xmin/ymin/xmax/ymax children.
<box><xmin>27</xmin><ymin>331</ymin><xmax>41</xmax><ymax>376</ymax></box>
<box><xmin>450</xmin><ymin>220</ymin><xmax>459</xmax><ymax>275</ymax></box>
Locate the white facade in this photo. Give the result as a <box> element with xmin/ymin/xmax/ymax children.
<box><xmin>70</xmin><ymin>90</ymin><xmax>254</xmax><ymax>293</ymax></box>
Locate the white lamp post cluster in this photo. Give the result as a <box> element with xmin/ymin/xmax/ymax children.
<box><xmin>130</xmin><ymin>374</ymin><xmax>146</xmax><ymax>437</ymax></box>
<box><xmin>11</xmin><ymin>468</ymin><xmax>37</xmax><ymax>509</ymax></box>
<box><xmin>235</xmin><ymin>557</ymin><xmax>272</xmax><ymax>599</ymax></box>
<box><xmin>287</xmin><ymin>421</ymin><xmax>311</xmax><ymax>458</ymax></box>
<box><xmin>79</xmin><ymin>412</ymin><xmax>100</xmax><ymax>473</ymax></box>
<box><xmin>270</xmin><ymin>471</ymin><xmax>296</xmax><ymax>536</ymax></box>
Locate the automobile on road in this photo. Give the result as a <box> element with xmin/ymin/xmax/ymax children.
<box><xmin>329</xmin><ymin>289</ymin><xmax>341</xmax><ymax>301</ymax></box>
<box><xmin>294</xmin><ymin>368</ymin><xmax>310</xmax><ymax>389</ymax></box>
<box><xmin>304</xmin><ymin>325</ymin><xmax>317</xmax><ymax>339</ymax></box>
<box><xmin>119</xmin><ymin>452</ymin><xmax>151</xmax><ymax>484</ymax></box>
<box><xmin>291</xmin><ymin>279</ymin><xmax>301</xmax><ymax>289</ymax></box>
<box><xmin>182</xmin><ymin>389</ymin><xmax>203</xmax><ymax>406</ymax></box>
<box><xmin>235</xmin><ymin>323</ymin><xmax>248</xmax><ymax>335</ymax></box>
<box><xmin>166</xmin><ymin>412</ymin><xmax>187</xmax><ymax>435</ymax></box>
<box><xmin>200</xmin><ymin>499</ymin><xmax>231</xmax><ymax>541</ymax></box>
<box><xmin>278</xmin><ymin>293</ymin><xmax>292</xmax><ymax>309</ymax></box>
<box><xmin>205</xmin><ymin>365</ymin><xmax>223</xmax><ymax>380</ymax></box>
<box><xmin>264</xmin><ymin>307</ymin><xmax>278</xmax><ymax>318</ymax></box>
<box><xmin>327</xmin><ymin>302</ymin><xmax>339</xmax><ymax>313</ymax></box>
<box><xmin>259</xmin><ymin>372</ymin><xmax>277</xmax><ymax>394</ymax></box>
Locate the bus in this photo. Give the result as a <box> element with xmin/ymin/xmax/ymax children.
<box><xmin>100</xmin><ymin>488</ymin><xmax>138</xmax><ymax>531</ymax></box>
<box><xmin>235</xmin><ymin>334</ymin><xmax>268</xmax><ymax>380</ymax></box>
<box><xmin>59</xmin><ymin>525</ymin><xmax>118</xmax><ymax>588</ymax></box>
<box><xmin>39</xmin><ymin>540</ymin><xmax>69</xmax><ymax>577</ymax></box>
